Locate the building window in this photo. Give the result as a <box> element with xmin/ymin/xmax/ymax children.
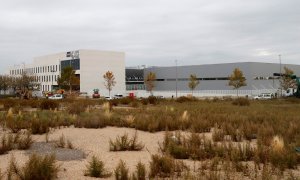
<box><xmin>61</xmin><ymin>59</ymin><xmax>80</xmax><ymax>71</ymax></box>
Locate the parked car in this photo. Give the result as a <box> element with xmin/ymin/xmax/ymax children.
<box><xmin>114</xmin><ymin>94</ymin><xmax>123</xmax><ymax>99</ymax></box>
<box><xmin>254</xmin><ymin>93</ymin><xmax>274</xmax><ymax>100</ymax></box>
<box><xmin>48</xmin><ymin>94</ymin><xmax>64</xmax><ymax>100</ymax></box>
<box><xmin>105</xmin><ymin>96</ymin><xmax>113</xmax><ymax>100</ymax></box>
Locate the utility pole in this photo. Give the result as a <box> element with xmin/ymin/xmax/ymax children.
<box><xmin>175</xmin><ymin>60</ymin><xmax>178</xmax><ymax>98</ymax></box>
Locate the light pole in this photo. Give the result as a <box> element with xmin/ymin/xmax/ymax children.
<box><xmin>175</xmin><ymin>60</ymin><xmax>178</xmax><ymax>98</ymax></box>
<box><xmin>279</xmin><ymin>54</ymin><xmax>282</xmax><ymax>97</ymax></box>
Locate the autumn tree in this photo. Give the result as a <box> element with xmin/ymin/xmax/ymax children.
<box><xmin>103</xmin><ymin>71</ymin><xmax>116</xmax><ymax>97</ymax></box>
<box><xmin>280</xmin><ymin>66</ymin><xmax>297</xmax><ymax>91</ymax></box>
<box><xmin>228</xmin><ymin>68</ymin><xmax>247</xmax><ymax>96</ymax></box>
<box><xmin>188</xmin><ymin>74</ymin><xmax>200</xmax><ymax>96</ymax></box>
<box><xmin>145</xmin><ymin>72</ymin><xmax>156</xmax><ymax>96</ymax></box>
<box><xmin>57</xmin><ymin>66</ymin><xmax>79</xmax><ymax>94</ymax></box>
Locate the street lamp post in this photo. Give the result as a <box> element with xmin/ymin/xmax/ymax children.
<box><xmin>175</xmin><ymin>60</ymin><xmax>178</xmax><ymax>98</ymax></box>
<box><xmin>279</xmin><ymin>54</ymin><xmax>282</xmax><ymax>97</ymax></box>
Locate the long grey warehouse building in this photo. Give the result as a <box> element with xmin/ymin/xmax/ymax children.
<box><xmin>141</xmin><ymin>62</ymin><xmax>300</xmax><ymax>97</ymax></box>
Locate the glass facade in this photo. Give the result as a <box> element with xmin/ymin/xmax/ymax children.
<box><xmin>61</xmin><ymin>59</ymin><xmax>80</xmax><ymax>70</ymax></box>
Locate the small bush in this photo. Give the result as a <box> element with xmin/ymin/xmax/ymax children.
<box><xmin>40</xmin><ymin>100</ymin><xmax>59</xmax><ymax>110</ymax></box>
<box><xmin>0</xmin><ymin>134</ymin><xmax>14</xmax><ymax>155</ymax></box>
<box><xmin>140</xmin><ymin>98</ymin><xmax>148</xmax><ymax>105</ymax></box>
<box><xmin>55</xmin><ymin>134</ymin><xmax>74</xmax><ymax>149</ymax></box>
<box><xmin>232</xmin><ymin>98</ymin><xmax>250</xmax><ymax>106</ymax></box>
<box><xmin>56</xmin><ymin>134</ymin><xmax>66</xmax><ymax>148</ymax></box>
<box><xmin>175</xmin><ymin>96</ymin><xmax>196</xmax><ymax>103</ymax></box>
<box><xmin>84</xmin><ymin>156</ymin><xmax>111</xmax><ymax>178</ymax></box>
<box><xmin>148</xmin><ymin>96</ymin><xmax>158</xmax><ymax>105</ymax></box>
<box><xmin>149</xmin><ymin>154</ymin><xmax>187</xmax><ymax>178</ymax></box>
<box><xmin>131</xmin><ymin>161</ymin><xmax>146</xmax><ymax>180</ymax></box>
<box><xmin>3</xmin><ymin>99</ymin><xmax>17</xmax><ymax>110</ymax></box>
<box><xmin>67</xmin><ymin>103</ymin><xmax>86</xmax><ymax>115</ymax></box>
<box><xmin>8</xmin><ymin>154</ymin><xmax>59</xmax><ymax>180</ymax></box>
<box><xmin>120</xmin><ymin>97</ymin><xmax>132</xmax><ymax>105</ymax></box>
<box><xmin>110</xmin><ymin>131</ymin><xmax>144</xmax><ymax>151</ymax></box>
<box><xmin>17</xmin><ymin>131</ymin><xmax>33</xmax><ymax>150</ymax></box>
<box><xmin>114</xmin><ymin>160</ymin><xmax>129</xmax><ymax>180</ymax></box>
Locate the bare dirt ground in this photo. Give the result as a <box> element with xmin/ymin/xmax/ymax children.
<box><xmin>0</xmin><ymin>127</ymin><xmax>299</xmax><ymax>179</ymax></box>
<box><xmin>0</xmin><ymin>127</ymin><xmax>172</xmax><ymax>179</ymax></box>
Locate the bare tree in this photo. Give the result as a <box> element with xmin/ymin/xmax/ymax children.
<box><xmin>188</xmin><ymin>74</ymin><xmax>200</xmax><ymax>96</ymax></box>
<box><xmin>145</xmin><ymin>72</ymin><xmax>156</xmax><ymax>96</ymax></box>
<box><xmin>228</xmin><ymin>68</ymin><xmax>247</xmax><ymax>96</ymax></box>
<box><xmin>103</xmin><ymin>71</ymin><xmax>116</xmax><ymax>97</ymax></box>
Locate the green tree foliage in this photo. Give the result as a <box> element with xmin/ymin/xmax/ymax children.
<box><xmin>280</xmin><ymin>66</ymin><xmax>296</xmax><ymax>91</ymax></box>
<box><xmin>228</xmin><ymin>68</ymin><xmax>247</xmax><ymax>96</ymax></box>
<box><xmin>145</xmin><ymin>72</ymin><xmax>156</xmax><ymax>96</ymax></box>
<box><xmin>57</xmin><ymin>67</ymin><xmax>79</xmax><ymax>94</ymax></box>
<box><xmin>0</xmin><ymin>75</ymin><xmax>10</xmax><ymax>95</ymax></box>
<box><xmin>188</xmin><ymin>74</ymin><xmax>200</xmax><ymax>96</ymax></box>
<box><xmin>103</xmin><ymin>71</ymin><xmax>116</xmax><ymax>97</ymax></box>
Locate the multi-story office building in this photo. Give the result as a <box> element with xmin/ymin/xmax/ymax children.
<box><xmin>8</xmin><ymin>49</ymin><xmax>125</xmax><ymax>96</ymax></box>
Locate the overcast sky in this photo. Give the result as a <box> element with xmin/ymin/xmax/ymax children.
<box><xmin>0</xmin><ymin>0</ymin><xmax>299</xmax><ymax>73</ymax></box>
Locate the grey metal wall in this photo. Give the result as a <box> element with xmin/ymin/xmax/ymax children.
<box><xmin>144</xmin><ymin>62</ymin><xmax>300</xmax><ymax>91</ymax></box>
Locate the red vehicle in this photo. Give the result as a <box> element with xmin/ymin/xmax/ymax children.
<box><xmin>92</xmin><ymin>89</ymin><xmax>100</xmax><ymax>98</ymax></box>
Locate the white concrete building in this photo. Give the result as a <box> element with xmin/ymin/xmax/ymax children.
<box><xmin>8</xmin><ymin>49</ymin><xmax>125</xmax><ymax>96</ymax></box>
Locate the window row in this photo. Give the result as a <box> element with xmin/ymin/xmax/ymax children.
<box><xmin>33</xmin><ymin>75</ymin><xmax>59</xmax><ymax>83</ymax></box>
<box><xmin>10</xmin><ymin>64</ymin><xmax>60</xmax><ymax>75</ymax></box>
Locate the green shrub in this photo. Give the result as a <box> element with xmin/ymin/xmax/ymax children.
<box><xmin>149</xmin><ymin>154</ymin><xmax>187</xmax><ymax>178</ymax></box>
<box><xmin>40</xmin><ymin>100</ymin><xmax>59</xmax><ymax>110</ymax></box>
<box><xmin>8</xmin><ymin>154</ymin><xmax>59</xmax><ymax>180</ymax></box>
<box><xmin>131</xmin><ymin>161</ymin><xmax>146</xmax><ymax>180</ymax></box>
<box><xmin>84</xmin><ymin>156</ymin><xmax>111</xmax><ymax>178</ymax></box>
<box><xmin>110</xmin><ymin>131</ymin><xmax>144</xmax><ymax>151</ymax></box>
<box><xmin>114</xmin><ymin>160</ymin><xmax>129</xmax><ymax>180</ymax></box>
<box><xmin>232</xmin><ymin>98</ymin><xmax>250</xmax><ymax>106</ymax></box>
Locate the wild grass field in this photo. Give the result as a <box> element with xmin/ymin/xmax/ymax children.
<box><xmin>0</xmin><ymin>97</ymin><xmax>299</xmax><ymax>179</ymax></box>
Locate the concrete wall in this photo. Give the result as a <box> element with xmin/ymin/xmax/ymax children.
<box><xmin>79</xmin><ymin>50</ymin><xmax>125</xmax><ymax>96</ymax></box>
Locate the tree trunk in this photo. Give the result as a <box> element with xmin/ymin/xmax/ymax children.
<box><xmin>237</xmin><ymin>89</ymin><xmax>239</xmax><ymax>97</ymax></box>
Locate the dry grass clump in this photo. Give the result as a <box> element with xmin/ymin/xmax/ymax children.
<box><xmin>114</xmin><ymin>160</ymin><xmax>129</xmax><ymax>180</ymax></box>
<box><xmin>8</xmin><ymin>154</ymin><xmax>59</xmax><ymax>180</ymax></box>
<box><xmin>110</xmin><ymin>131</ymin><xmax>144</xmax><ymax>151</ymax></box>
<box><xmin>84</xmin><ymin>156</ymin><xmax>111</xmax><ymax>178</ymax></box>
<box><xmin>40</xmin><ymin>99</ymin><xmax>59</xmax><ymax>110</ymax></box>
<box><xmin>149</xmin><ymin>154</ymin><xmax>188</xmax><ymax>178</ymax></box>
<box><xmin>0</xmin><ymin>131</ymin><xmax>33</xmax><ymax>154</ymax></box>
<box><xmin>232</xmin><ymin>97</ymin><xmax>250</xmax><ymax>106</ymax></box>
<box><xmin>131</xmin><ymin>161</ymin><xmax>146</xmax><ymax>180</ymax></box>
<box><xmin>17</xmin><ymin>131</ymin><xmax>33</xmax><ymax>150</ymax></box>
<box><xmin>74</xmin><ymin>112</ymin><xmax>110</xmax><ymax>129</ymax></box>
<box><xmin>0</xmin><ymin>134</ymin><xmax>14</xmax><ymax>155</ymax></box>
<box><xmin>55</xmin><ymin>134</ymin><xmax>74</xmax><ymax>149</ymax></box>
